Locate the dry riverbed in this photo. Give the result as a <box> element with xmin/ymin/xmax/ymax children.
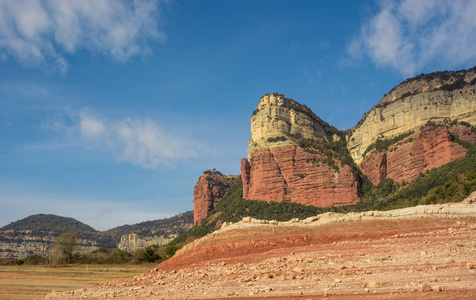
<box><xmin>0</xmin><ymin>264</ymin><xmax>153</xmax><ymax>299</ymax></box>
<box><xmin>46</xmin><ymin>200</ymin><xmax>476</xmax><ymax>299</ymax></box>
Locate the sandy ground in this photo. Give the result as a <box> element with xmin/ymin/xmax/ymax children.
<box><xmin>46</xmin><ymin>201</ymin><xmax>476</xmax><ymax>299</ymax></box>
<box><xmin>0</xmin><ymin>264</ymin><xmax>152</xmax><ymax>300</ymax></box>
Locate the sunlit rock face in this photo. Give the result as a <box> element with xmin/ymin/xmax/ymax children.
<box><xmin>360</xmin><ymin>125</ymin><xmax>476</xmax><ymax>185</ymax></box>
<box><xmin>193</xmin><ymin>173</ymin><xmax>241</xmax><ymax>225</ymax></box>
<box><xmin>347</xmin><ymin>67</ymin><xmax>476</xmax><ymax>165</ymax></box>
<box><xmin>242</xmin><ymin>93</ymin><xmax>360</xmax><ymax>207</ymax></box>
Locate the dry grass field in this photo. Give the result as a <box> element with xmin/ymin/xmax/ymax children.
<box><xmin>0</xmin><ymin>264</ymin><xmax>154</xmax><ymax>300</ymax></box>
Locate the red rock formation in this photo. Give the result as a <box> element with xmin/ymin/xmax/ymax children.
<box><xmin>193</xmin><ymin>173</ymin><xmax>241</xmax><ymax>225</ymax></box>
<box><xmin>241</xmin><ymin>145</ymin><xmax>360</xmax><ymax>207</ymax></box>
<box><xmin>360</xmin><ymin>125</ymin><xmax>476</xmax><ymax>185</ymax></box>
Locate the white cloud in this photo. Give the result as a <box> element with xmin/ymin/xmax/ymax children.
<box><xmin>79</xmin><ymin>109</ymin><xmax>107</xmax><ymax>140</ymax></box>
<box><xmin>116</xmin><ymin>119</ymin><xmax>199</xmax><ymax>168</ymax></box>
<box><xmin>56</xmin><ymin>108</ymin><xmax>202</xmax><ymax>169</ymax></box>
<box><xmin>349</xmin><ymin>0</ymin><xmax>476</xmax><ymax>75</ymax></box>
<box><xmin>0</xmin><ymin>0</ymin><xmax>165</xmax><ymax>71</ymax></box>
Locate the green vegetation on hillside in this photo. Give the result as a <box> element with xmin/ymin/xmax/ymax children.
<box><xmin>267</xmin><ymin>136</ymin><xmax>287</xmax><ymax>142</ymax></box>
<box><xmin>360</xmin><ymin>145</ymin><xmax>476</xmax><ymax>210</ymax></box>
<box><xmin>362</xmin><ymin>131</ymin><xmax>414</xmax><ymax>158</ymax></box>
<box><xmin>104</xmin><ymin>211</ymin><xmax>193</xmax><ymax>242</ymax></box>
<box><xmin>170</xmin><ymin>182</ymin><xmax>330</xmax><ymax>245</ymax></box>
<box><xmin>1</xmin><ymin>211</ymin><xmax>194</xmax><ymax>260</ymax></box>
<box><xmin>389</xmin><ymin>66</ymin><xmax>476</xmax><ymax>94</ymax></box>
<box><xmin>294</xmin><ymin>135</ymin><xmax>372</xmax><ymax>196</ymax></box>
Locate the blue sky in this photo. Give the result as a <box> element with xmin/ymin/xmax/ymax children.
<box><xmin>1</xmin><ymin>0</ymin><xmax>475</xmax><ymax>230</ymax></box>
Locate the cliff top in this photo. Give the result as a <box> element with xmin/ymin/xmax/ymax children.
<box><xmin>254</xmin><ymin>93</ymin><xmax>338</xmax><ymax>135</ymax></box>
<box><xmin>377</xmin><ymin>66</ymin><xmax>476</xmax><ymax>107</ymax></box>
<box><xmin>248</xmin><ymin>93</ymin><xmax>341</xmax><ymax>153</ymax></box>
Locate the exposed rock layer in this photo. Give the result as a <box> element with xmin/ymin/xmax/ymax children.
<box><xmin>117</xmin><ymin>233</ymin><xmax>177</xmax><ymax>251</ymax></box>
<box><xmin>347</xmin><ymin>68</ymin><xmax>476</xmax><ymax>164</ymax></box>
<box><xmin>191</xmin><ymin>68</ymin><xmax>476</xmax><ymax>224</ymax></box>
<box><xmin>193</xmin><ymin>173</ymin><xmax>241</xmax><ymax>225</ymax></box>
<box><xmin>360</xmin><ymin>125</ymin><xmax>476</xmax><ymax>185</ymax></box>
<box><xmin>248</xmin><ymin>93</ymin><xmax>327</xmax><ymax>155</ymax></box>
<box><xmin>0</xmin><ymin>230</ymin><xmax>98</xmax><ymax>260</ymax></box>
<box><xmin>241</xmin><ymin>146</ymin><xmax>360</xmax><ymax>206</ymax></box>
<box><xmin>241</xmin><ymin>93</ymin><xmax>360</xmax><ymax>207</ymax></box>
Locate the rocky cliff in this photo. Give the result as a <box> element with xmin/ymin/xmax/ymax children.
<box><xmin>193</xmin><ymin>171</ymin><xmax>241</xmax><ymax>225</ymax></box>
<box><xmin>360</xmin><ymin>124</ymin><xmax>476</xmax><ymax>185</ymax></box>
<box><xmin>347</xmin><ymin>67</ymin><xmax>476</xmax><ymax>164</ymax></box>
<box><xmin>117</xmin><ymin>233</ymin><xmax>177</xmax><ymax>251</ymax></box>
<box><xmin>189</xmin><ymin>67</ymin><xmax>476</xmax><ymax>230</ymax></box>
<box><xmin>106</xmin><ymin>211</ymin><xmax>193</xmax><ymax>251</ymax></box>
<box><xmin>241</xmin><ymin>93</ymin><xmax>361</xmax><ymax>207</ymax></box>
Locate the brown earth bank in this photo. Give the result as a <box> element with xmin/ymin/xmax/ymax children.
<box><xmin>46</xmin><ymin>200</ymin><xmax>476</xmax><ymax>299</ymax></box>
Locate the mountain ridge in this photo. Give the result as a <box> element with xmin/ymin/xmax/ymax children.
<box><xmin>0</xmin><ymin>211</ymin><xmax>193</xmax><ymax>259</ymax></box>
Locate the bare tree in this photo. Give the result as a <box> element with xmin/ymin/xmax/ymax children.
<box><xmin>51</xmin><ymin>232</ymin><xmax>80</xmax><ymax>263</ymax></box>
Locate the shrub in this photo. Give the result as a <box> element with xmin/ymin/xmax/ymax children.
<box><xmin>267</xmin><ymin>136</ymin><xmax>287</xmax><ymax>143</ymax></box>
<box><xmin>440</xmin><ymin>78</ymin><xmax>466</xmax><ymax>91</ymax></box>
<box><xmin>362</xmin><ymin>131</ymin><xmax>414</xmax><ymax>157</ymax></box>
<box><xmin>139</xmin><ymin>245</ymin><xmax>161</xmax><ymax>263</ymax></box>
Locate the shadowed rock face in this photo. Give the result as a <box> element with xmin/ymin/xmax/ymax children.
<box><xmin>193</xmin><ymin>173</ymin><xmax>241</xmax><ymax>225</ymax></box>
<box><xmin>360</xmin><ymin>125</ymin><xmax>476</xmax><ymax>185</ymax></box>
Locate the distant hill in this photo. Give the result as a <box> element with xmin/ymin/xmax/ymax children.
<box><xmin>3</xmin><ymin>214</ymin><xmax>98</xmax><ymax>235</ymax></box>
<box><xmin>0</xmin><ymin>211</ymin><xmax>193</xmax><ymax>259</ymax></box>
<box><xmin>105</xmin><ymin>211</ymin><xmax>193</xmax><ymax>241</ymax></box>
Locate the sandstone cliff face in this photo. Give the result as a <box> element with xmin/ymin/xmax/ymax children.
<box><xmin>360</xmin><ymin>125</ymin><xmax>476</xmax><ymax>185</ymax></box>
<box><xmin>347</xmin><ymin>68</ymin><xmax>476</xmax><ymax>164</ymax></box>
<box><xmin>360</xmin><ymin>126</ymin><xmax>476</xmax><ymax>184</ymax></box>
<box><xmin>193</xmin><ymin>172</ymin><xmax>241</xmax><ymax>225</ymax></box>
<box><xmin>241</xmin><ymin>146</ymin><xmax>360</xmax><ymax>206</ymax></box>
<box><xmin>248</xmin><ymin>94</ymin><xmax>327</xmax><ymax>155</ymax></box>
<box><xmin>241</xmin><ymin>94</ymin><xmax>360</xmax><ymax>207</ymax></box>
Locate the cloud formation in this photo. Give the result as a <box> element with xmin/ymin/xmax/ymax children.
<box><xmin>74</xmin><ymin>109</ymin><xmax>201</xmax><ymax>168</ymax></box>
<box><xmin>349</xmin><ymin>0</ymin><xmax>476</xmax><ymax>75</ymax></box>
<box><xmin>0</xmin><ymin>0</ymin><xmax>165</xmax><ymax>72</ymax></box>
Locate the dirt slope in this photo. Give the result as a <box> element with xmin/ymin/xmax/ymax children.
<box><xmin>46</xmin><ymin>194</ymin><xmax>476</xmax><ymax>299</ymax></box>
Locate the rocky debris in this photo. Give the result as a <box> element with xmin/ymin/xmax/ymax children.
<box><xmin>463</xmin><ymin>191</ymin><xmax>476</xmax><ymax>204</ymax></box>
<box><xmin>193</xmin><ymin>172</ymin><xmax>241</xmax><ymax>225</ymax></box>
<box><xmin>214</xmin><ymin>200</ymin><xmax>476</xmax><ymax>234</ymax></box>
<box><xmin>418</xmin><ymin>284</ymin><xmax>432</xmax><ymax>292</ymax></box>
<box><xmin>46</xmin><ymin>200</ymin><xmax>476</xmax><ymax>299</ymax></box>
